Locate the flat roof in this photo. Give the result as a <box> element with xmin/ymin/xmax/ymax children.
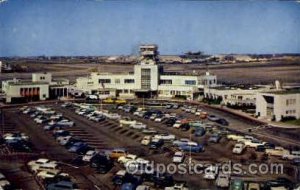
<box><xmin>264</xmin><ymin>89</ymin><xmax>300</xmax><ymax>95</ymax></box>
<box><xmin>7</xmin><ymin>81</ymin><xmax>49</xmax><ymax>86</ymax></box>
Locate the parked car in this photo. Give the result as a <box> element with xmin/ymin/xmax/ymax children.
<box><xmin>243</xmin><ymin>139</ymin><xmax>266</xmax><ymax>148</ymax></box>
<box><xmin>216</xmin><ymin>172</ymin><xmax>230</xmax><ymax>188</ymax></box>
<box><xmin>130</xmin><ymin>122</ymin><xmax>147</xmax><ymax>130</ymax></box>
<box><xmin>207</xmin><ymin>115</ymin><xmax>220</xmax><ymax>122</ymax></box>
<box><xmin>82</xmin><ymin>150</ymin><xmax>97</xmax><ymax>162</ymax></box>
<box><xmin>204</xmin><ymin>165</ymin><xmax>218</xmax><ymax>180</ymax></box>
<box><xmin>37</xmin><ymin>170</ymin><xmax>68</xmax><ymax>180</ymax></box>
<box><xmin>227</xmin><ymin>134</ymin><xmax>245</xmax><ymax>141</ymax></box>
<box><xmin>118</xmin><ymin>154</ymin><xmax>138</xmax><ymax>164</ymax></box>
<box><xmin>120</xmin><ymin>117</ymin><xmax>136</xmax><ymax>127</ymax></box>
<box><xmin>68</xmin><ymin>142</ymin><xmax>88</xmax><ymax>154</ymax></box>
<box><xmin>179</xmin><ymin>144</ymin><xmax>204</xmax><ymax>153</ymax></box>
<box><xmin>172</xmin><ymin>152</ymin><xmax>185</xmax><ymax>163</ymax></box>
<box><xmin>173</xmin><ymin>138</ymin><xmax>197</xmax><ymax>147</ymax></box>
<box><xmin>141</xmin><ymin>136</ymin><xmax>152</xmax><ymax>146</ymax></box>
<box><xmin>233</xmin><ymin>143</ymin><xmax>246</xmax><ymax>154</ymax></box>
<box><xmin>110</xmin><ymin>148</ymin><xmax>127</xmax><ymax>159</ymax></box>
<box><xmin>46</xmin><ymin>180</ymin><xmax>79</xmax><ymax>190</ymax></box>
<box><xmin>154</xmin><ymin>133</ymin><xmax>175</xmax><ymax>141</ymax></box>
<box><xmin>194</xmin><ymin>127</ymin><xmax>206</xmax><ymax>137</ymax></box>
<box><xmin>112</xmin><ymin>170</ymin><xmax>142</xmax><ymax>186</ymax></box>
<box><xmin>90</xmin><ymin>154</ymin><xmax>114</xmax><ymax>173</ymax></box>
<box><xmin>216</xmin><ymin>118</ymin><xmax>229</xmax><ymax>126</ymax></box>
<box><xmin>179</xmin><ymin>123</ymin><xmax>190</xmax><ymax>131</ymax></box>
<box><xmin>247</xmin><ymin>182</ymin><xmax>260</xmax><ymax>190</ymax></box>
<box><xmin>264</xmin><ymin>177</ymin><xmax>293</xmax><ymax>190</ymax></box>
<box><xmin>282</xmin><ymin>151</ymin><xmax>300</xmax><ymax>160</ymax></box>
<box><xmin>230</xmin><ymin>179</ymin><xmax>244</xmax><ymax>190</ymax></box>
<box><xmin>208</xmin><ymin>133</ymin><xmax>222</xmax><ymax>143</ymax></box>
<box><xmin>266</xmin><ymin>147</ymin><xmax>289</xmax><ymax>157</ymax></box>
<box><xmin>149</xmin><ymin>138</ymin><xmax>164</xmax><ymax>149</ymax></box>
<box><xmin>142</xmin><ymin>128</ymin><xmax>158</xmax><ymax>134</ymax></box>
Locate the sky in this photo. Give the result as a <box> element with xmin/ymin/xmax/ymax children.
<box><xmin>0</xmin><ymin>0</ymin><xmax>300</xmax><ymax>56</ymax></box>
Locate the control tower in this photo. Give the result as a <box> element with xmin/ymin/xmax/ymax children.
<box><xmin>139</xmin><ymin>44</ymin><xmax>159</xmax><ymax>65</ymax></box>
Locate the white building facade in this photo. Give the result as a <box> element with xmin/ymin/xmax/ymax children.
<box><xmin>256</xmin><ymin>91</ymin><xmax>300</xmax><ymax>121</ymax></box>
<box><xmin>75</xmin><ymin>45</ymin><xmax>217</xmax><ymax>99</ymax></box>
<box><xmin>2</xmin><ymin>73</ymin><xmax>69</xmax><ymax>103</ymax></box>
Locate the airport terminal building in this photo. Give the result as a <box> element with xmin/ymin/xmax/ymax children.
<box><xmin>74</xmin><ymin>45</ymin><xmax>217</xmax><ymax>100</ymax></box>
<box><xmin>2</xmin><ymin>73</ymin><xmax>69</xmax><ymax>103</ymax></box>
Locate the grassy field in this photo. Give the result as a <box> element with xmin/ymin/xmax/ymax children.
<box><xmin>284</xmin><ymin>119</ymin><xmax>300</xmax><ymax>126</ymax></box>
<box><xmin>1</xmin><ymin>60</ymin><xmax>300</xmax><ymax>85</ymax></box>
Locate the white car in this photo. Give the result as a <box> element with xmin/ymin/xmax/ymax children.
<box><xmin>165</xmin><ymin>183</ymin><xmax>189</xmax><ymax>190</ymax></box>
<box><xmin>106</xmin><ymin>113</ymin><xmax>121</xmax><ymax>120</ymax></box>
<box><xmin>118</xmin><ymin>154</ymin><xmax>138</xmax><ymax>164</ymax></box>
<box><xmin>154</xmin><ymin>133</ymin><xmax>176</xmax><ymax>141</ymax></box>
<box><xmin>204</xmin><ymin>165</ymin><xmax>218</xmax><ymax>180</ymax></box>
<box><xmin>130</xmin><ymin>122</ymin><xmax>147</xmax><ymax>130</ymax></box>
<box><xmin>141</xmin><ymin>136</ymin><xmax>152</xmax><ymax>146</ymax></box>
<box><xmin>237</xmin><ymin>135</ymin><xmax>255</xmax><ymax>143</ymax></box>
<box><xmin>82</xmin><ymin>150</ymin><xmax>97</xmax><ymax>162</ymax></box>
<box><xmin>190</xmin><ymin>108</ymin><xmax>197</xmax><ymax>114</ymax></box>
<box><xmin>172</xmin><ymin>152</ymin><xmax>185</xmax><ymax>163</ymax></box>
<box><xmin>173</xmin><ymin>138</ymin><xmax>197</xmax><ymax>147</ymax></box>
<box><xmin>150</xmin><ymin>114</ymin><xmax>158</xmax><ymax>120</ymax></box>
<box><xmin>136</xmin><ymin>185</ymin><xmax>151</xmax><ymax>190</ymax></box>
<box><xmin>3</xmin><ymin>133</ymin><xmax>29</xmax><ymax>141</ymax></box>
<box><xmin>227</xmin><ymin>134</ymin><xmax>245</xmax><ymax>141</ymax></box>
<box><xmin>56</xmin><ymin>120</ymin><xmax>75</xmax><ymax>127</ymax></box>
<box><xmin>37</xmin><ymin>170</ymin><xmax>68</xmax><ymax>180</ymax></box>
<box><xmin>57</xmin><ymin>135</ymin><xmax>72</xmax><ymax>143</ymax></box>
<box><xmin>266</xmin><ymin>147</ymin><xmax>289</xmax><ymax>157</ymax></box>
<box><xmin>216</xmin><ymin>172</ymin><xmax>230</xmax><ymax>188</ymax></box>
<box><xmin>282</xmin><ymin>151</ymin><xmax>300</xmax><ymax>160</ymax></box>
<box><xmin>195</xmin><ymin>111</ymin><xmax>201</xmax><ymax>116</ymax></box>
<box><xmin>232</xmin><ymin>143</ymin><xmax>246</xmax><ymax>154</ymax></box>
<box><xmin>154</xmin><ymin>116</ymin><xmax>165</xmax><ymax>122</ymax></box>
<box><xmin>0</xmin><ymin>180</ymin><xmax>10</xmax><ymax>190</ymax></box>
<box><xmin>120</xmin><ymin>117</ymin><xmax>136</xmax><ymax>127</ymax></box>
<box><xmin>28</xmin><ymin>158</ymin><xmax>57</xmax><ymax>168</ymax></box>
<box><xmin>244</xmin><ymin>139</ymin><xmax>266</xmax><ymax>148</ymax></box>
<box><xmin>173</xmin><ymin>121</ymin><xmax>182</xmax><ymax>128</ymax></box>
<box><xmin>31</xmin><ymin>163</ymin><xmax>59</xmax><ymax>174</ymax></box>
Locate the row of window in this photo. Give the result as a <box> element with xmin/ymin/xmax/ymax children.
<box><xmin>159</xmin><ymin>80</ymin><xmax>197</xmax><ymax>85</ymax></box>
<box><xmin>286</xmin><ymin>110</ymin><xmax>296</xmax><ymax>114</ymax></box>
<box><xmin>286</xmin><ymin>99</ymin><xmax>296</xmax><ymax>106</ymax></box>
<box><xmin>98</xmin><ymin>79</ymin><xmax>135</xmax><ymax>84</ymax></box>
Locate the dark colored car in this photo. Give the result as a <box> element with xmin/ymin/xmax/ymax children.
<box><xmin>53</xmin><ymin>130</ymin><xmax>71</xmax><ymax>139</ymax></box>
<box><xmin>121</xmin><ymin>183</ymin><xmax>137</xmax><ymax>190</ymax></box>
<box><xmin>256</xmin><ymin>145</ymin><xmax>266</xmax><ymax>152</ymax></box>
<box><xmin>179</xmin><ymin>144</ymin><xmax>205</xmax><ymax>153</ymax></box>
<box><xmin>149</xmin><ymin>139</ymin><xmax>164</xmax><ymax>149</ymax></box>
<box><xmin>179</xmin><ymin>123</ymin><xmax>190</xmax><ymax>131</ymax></box>
<box><xmin>7</xmin><ymin>140</ymin><xmax>32</xmax><ymax>152</ymax></box>
<box><xmin>152</xmin><ymin>172</ymin><xmax>174</xmax><ymax>187</ymax></box>
<box><xmin>68</xmin><ymin>142</ymin><xmax>88</xmax><ymax>154</ymax></box>
<box><xmin>90</xmin><ymin>154</ymin><xmax>114</xmax><ymax>173</ymax></box>
<box><xmin>292</xmin><ymin>158</ymin><xmax>300</xmax><ymax>166</ymax></box>
<box><xmin>112</xmin><ymin>171</ymin><xmax>143</xmax><ymax>186</ymax></box>
<box><xmin>263</xmin><ymin>177</ymin><xmax>293</xmax><ymax>190</ymax></box>
<box><xmin>216</xmin><ymin>118</ymin><xmax>229</xmax><ymax>126</ymax></box>
<box><xmin>264</xmin><ymin>142</ymin><xmax>275</xmax><ymax>149</ymax></box>
<box><xmin>46</xmin><ymin>180</ymin><xmax>78</xmax><ymax>190</ymax></box>
<box><xmin>165</xmin><ymin>118</ymin><xmax>177</xmax><ymax>127</ymax></box>
<box><xmin>208</xmin><ymin>133</ymin><xmax>221</xmax><ymax>143</ymax></box>
<box><xmin>64</xmin><ymin>138</ymin><xmax>84</xmax><ymax>149</ymax></box>
<box><xmin>194</xmin><ymin>127</ymin><xmax>206</xmax><ymax>137</ymax></box>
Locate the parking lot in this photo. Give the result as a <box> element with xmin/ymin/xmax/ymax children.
<box><xmin>0</xmin><ymin>100</ymin><xmax>299</xmax><ymax>189</ymax></box>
